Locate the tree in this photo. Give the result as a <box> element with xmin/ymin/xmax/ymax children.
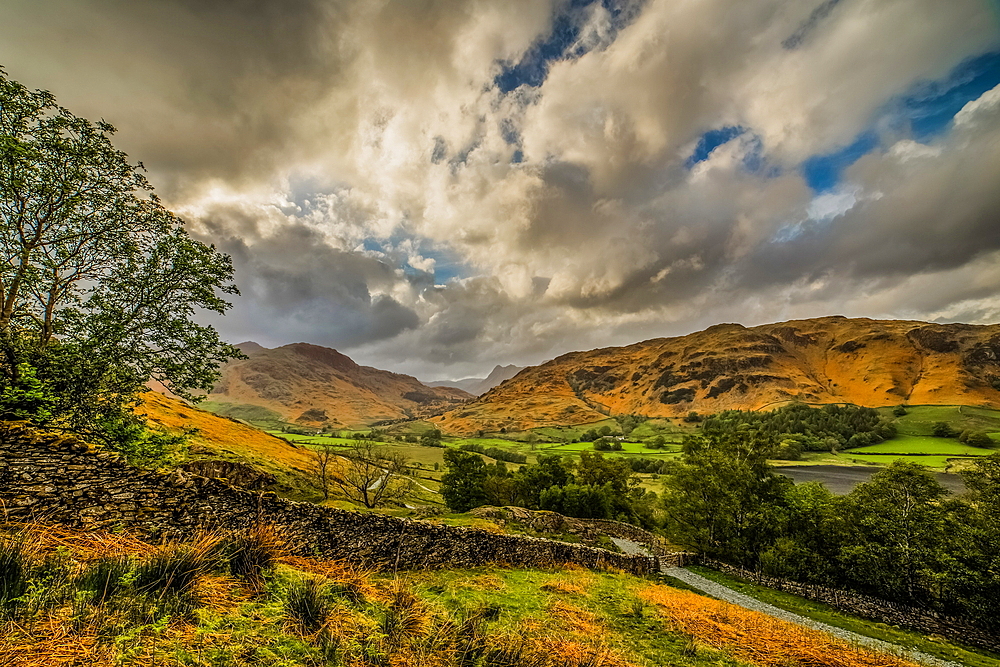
<box><xmin>440</xmin><ymin>448</ymin><xmax>490</xmax><ymax>512</ymax></box>
<box><xmin>330</xmin><ymin>440</ymin><xmax>412</xmax><ymax>509</ymax></box>
<box><xmin>660</xmin><ymin>431</ymin><xmax>790</xmax><ymax>564</ymax></box>
<box><xmin>840</xmin><ymin>461</ymin><xmax>950</xmax><ymax>602</ymax></box>
<box><xmin>0</xmin><ymin>69</ymin><xmax>239</xmax><ymax>446</ymax></box>
<box><xmin>931</xmin><ymin>422</ymin><xmax>955</xmax><ymax>438</ymax></box>
<box><xmin>309</xmin><ymin>442</ymin><xmax>338</xmax><ymax>501</ymax></box>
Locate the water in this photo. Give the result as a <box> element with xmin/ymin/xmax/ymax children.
<box><xmin>776</xmin><ymin>465</ymin><xmax>966</xmax><ymax>495</ymax></box>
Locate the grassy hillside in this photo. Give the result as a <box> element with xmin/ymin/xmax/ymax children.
<box><xmin>137</xmin><ymin>391</ymin><xmax>323</xmax><ymax>501</ymax></box>
<box><xmin>0</xmin><ymin>522</ymin><xmax>943</xmax><ymax>667</ymax></box>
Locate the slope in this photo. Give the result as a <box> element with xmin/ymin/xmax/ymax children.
<box><xmin>434</xmin><ymin>317</ymin><xmax>1000</xmax><ymax>434</ymax></box>
<box><xmin>207</xmin><ymin>342</ymin><xmax>472</xmax><ymax>427</ymax></box>
<box><xmin>428</xmin><ymin>364</ymin><xmax>525</xmax><ymax>395</ymax></box>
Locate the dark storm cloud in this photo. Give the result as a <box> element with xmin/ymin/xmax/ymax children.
<box><xmin>193</xmin><ymin>218</ymin><xmax>420</xmax><ymax>349</ymax></box>
<box><xmin>2</xmin><ymin>0</ymin><xmax>999</xmax><ymax>379</ymax></box>
<box><xmin>0</xmin><ymin>0</ymin><xmax>349</xmax><ymax>193</ymax></box>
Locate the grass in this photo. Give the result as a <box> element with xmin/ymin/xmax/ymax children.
<box><xmin>883</xmin><ymin>405</ymin><xmax>1000</xmax><ymax>437</ymax></box>
<box><xmin>847</xmin><ymin>434</ymin><xmax>993</xmax><ymax>455</ymax></box>
<box><xmin>687</xmin><ymin>566</ymin><xmax>1000</xmax><ymax>667</ymax></box>
<box><xmin>5</xmin><ymin>521</ymin><xmax>983</xmax><ymax>667</ymax></box>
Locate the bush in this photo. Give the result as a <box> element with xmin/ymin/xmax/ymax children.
<box><xmin>932</xmin><ymin>421</ymin><xmax>956</xmax><ymax>438</ymax></box>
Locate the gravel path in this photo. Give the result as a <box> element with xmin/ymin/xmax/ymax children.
<box><xmin>608</xmin><ymin>538</ymin><xmax>959</xmax><ymax>667</ymax></box>
<box><xmin>662</xmin><ymin>567</ymin><xmax>961</xmax><ymax>667</ymax></box>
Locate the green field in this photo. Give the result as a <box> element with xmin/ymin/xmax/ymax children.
<box><xmin>848</xmin><ymin>434</ymin><xmax>993</xmax><ymax>456</ymax></box>
<box><xmin>881</xmin><ymin>404</ymin><xmax>1000</xmax><ymax>437</ymax></box>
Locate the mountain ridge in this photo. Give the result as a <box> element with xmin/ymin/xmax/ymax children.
<box><xmin>208</xmin><ymin>342</ymin><xmax>472</xmax><ymax>427</ymax></box>
<box><xmin>427</xmin><ymin>364</ymin><xmax>525</xmax><ymax>396</ymax></box>
<box><xmin>432</xmin><ymin>316</ymin><xmax>1000</xmax><ymax>434</ymax></box>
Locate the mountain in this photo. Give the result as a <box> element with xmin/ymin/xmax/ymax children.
<box><xmin>433</xmin><ymin>317</ymin><xmax>1000</xmax><ymax>434</ymax></box>
<box><xmin>427</xmin><ymin>364</ymin><xmax>525</xmax><ymax>396</ymax></box>
<box><xmin>207</xmin><ymin>342</ymin><xmax>472</xmax><ymax>427</ymax></box>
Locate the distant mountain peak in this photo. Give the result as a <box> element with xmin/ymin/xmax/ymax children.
<box><xmin>208</xmin><ymin>341</ymin><xmax>471</xmax><ymax>427</ymax></box>
<box><xmin>426</xmin><ymin>364</ymin><xmax>525</xmax><ymax>396</ymax></box>
<box><xmin>235</xmin><ymin>341</ymin><xmax>268</xmax><ymax>356</ymax></box>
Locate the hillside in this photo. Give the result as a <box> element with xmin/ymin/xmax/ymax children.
<box><xmin>428</xmin><ymin>363</ymin><xmax>525</xmax><ymax>395</ymax></box>
<box><xmin>206</xmin><ymin>342</ymin><xmax>472</xmax><ymax>427</ymax></box>
<box><xmin>136</xmin><ymin>390</ymin><xmax>319</xmax><ymax>498</ymax></box>
<box><xmin>434</xmin><ymin>317</ymin><xmax>1000</xmax><ymax>434</ymax></box>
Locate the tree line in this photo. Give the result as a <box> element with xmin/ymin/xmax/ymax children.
<box><xmin>439</xmin><ymin>449</ymin><xmax>658</xmax><ymax>526</ymax></box>
<box><xmin>701</xmin><ymin>403</ymin><xmax>897</xmax><ymax>459</ymax></box>
<box><xmin>660</xmin><ymin>430</ymin><xmax>1000</xmax><ymax>629</ymax></box>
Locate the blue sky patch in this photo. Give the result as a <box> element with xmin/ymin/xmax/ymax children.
<box><xmin>801</xmin><ymin>49</ymin><xmax>1000</xmax><ymax>192</ymax></box>
<box><xmin>495</xmin><ymin>0</ymin><xmax>643</xmax><ymax>93</ymax></box>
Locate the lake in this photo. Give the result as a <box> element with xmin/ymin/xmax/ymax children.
<box><xmin>776</xmin><ymin>465</ymin><xmax>967</xmax><ymax>495</ymax></box>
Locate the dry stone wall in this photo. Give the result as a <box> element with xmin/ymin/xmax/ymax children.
<box><xmin>0</xmin><ymin>422</ymin><xmax>653</xmax><ymax>574</ymax></box>
<box><xmin>702</xmin><ymin>559</ymin><xmax>1000</xmax><ymax>653</ymax></box>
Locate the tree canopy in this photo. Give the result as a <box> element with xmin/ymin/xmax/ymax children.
<box><xmin>0</xmin><ymin>69</ymin><xmax>239</xmax><ymax>450</ymax></box>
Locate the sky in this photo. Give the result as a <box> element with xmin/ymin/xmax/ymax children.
<box><xmin>2</xmin><ymin>0</ymin><xmax>1000</xmax><ymax>380</ymax></box>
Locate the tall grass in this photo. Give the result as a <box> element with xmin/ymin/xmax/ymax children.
<box><xmin>285</xmin><ymin>576</ymin><xmax>335</xmax><ymax>632</ymax></box>
<box><xmin>0</xmin><ymin>535</ymin><xmax>29</xmax><ymax>610</ymax></box>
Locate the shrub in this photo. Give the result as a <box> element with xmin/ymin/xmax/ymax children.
<box><xmin>932</xmin><ymin>421</ymin><xmax>956</xmax><ymax>438</ymax></box>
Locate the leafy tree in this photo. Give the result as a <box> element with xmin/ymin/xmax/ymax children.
<box><xmin>539</xmin><ymin>483</ymin><xmax>612</xmax><ymax>519</ymax></box>
<box><xmin>512</xmin><ymin>455</ymin><xmax>573</xmax><ymax>509</ymax></box>
<box><xmin>759</xmin><ymin>482</ymin><xmax>846</xmax><ymax>585</ymax></box>
<box><xmin>931</xmin><ymin>421</ymin><xmax>955</xmax><ymax>438</ymax></box>
<box><xmin>893</xmin><ymin>405</ymin><xmax>908</xmax><ymax>417</ymax></box>
<box><xmin>660</xmin><ymin>431</ymin><xmax>790</xmax><ymax>564</ymax></box>
<box><xmin>330</xmin><ymin>440</ymin><xmax>412</xmax><ymax>509</ymax></box>
<box><xmin>0</xmin><ymin>69</ymin><xmax>239</xmax><ymax>448</ymax></box>
<box><xmin>645</xmin><ymin>435</ymin><xmax>666</xmax><ymax>449</ymax></box>
<box><xmin>440</xmin><ymin>449</ymin><xmax>491</xmax><ymax>512</ymax></box>
<box><xmin>839</xmin><ymin>461</ymin><xmax>950</xmax><ymax>602</ymax></box>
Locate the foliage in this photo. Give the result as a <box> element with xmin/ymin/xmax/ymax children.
<box><xmin>441</xmin><ymin>448</ymin><xmax>657</xmax><ymax>526</ymax></box>
<box><xmin>441</xmin><ymin>449</ymin><xmax>493</xmax><ymax>512</ymax></box>
<box><xmin>330</xmin><ymin>439</ymin><xmax>414</xmax><ymax>509</ymax></box>
<box><xmin>460</xmin><ymin>442</ymin><xmax>527</xmax><ymax>464</ymax></box>
<box><xmin>0</xmin><ymin>69</ymin><xmax>240</xmax><ymax>450</ymax></box>
<box><xmin>701</xmin><ymin>403</ymin><xmax>896</xmax><ymax>456</ymax></box>
<box><xmin>660</xmin><ymin>431</ymin><xmax>790</xmax><ymax>564</ymax></box>
<box><xmin>931</xmin><ymin>421</ymin><xmax>956</xmax><ymax>438</ymax></box>
<box><xmin>661</xmin><ymin>437</ymin><xmax>1000</xmax><ymax>627</ymax></box>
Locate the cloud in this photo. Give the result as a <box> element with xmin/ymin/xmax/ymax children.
<box><xmin>2</xmin><ymin>0</ymin><xmax>999</xmax><ymax>379</ymax></box>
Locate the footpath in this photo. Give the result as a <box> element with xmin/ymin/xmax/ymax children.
<box><xmin>609</xmin><ymin>538</ymin><xmax>961</xmax><ymax>667</ymax></box>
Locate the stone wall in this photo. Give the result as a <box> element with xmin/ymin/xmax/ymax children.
<box><xmin>470</xmin><ymin>506</ymin><xmax>680</xmax><ymax>556</ymax></box>
<box><xmin>702</xmin><ymin>559</ymin><xmax>1000</xmax><ymax>653</ymax></box>
<box><xmin>0</xmin><ymin>422</ymin><xmax>653</xmax><ymax>575</ymax></box>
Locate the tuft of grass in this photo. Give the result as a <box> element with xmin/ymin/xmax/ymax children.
<box><xmin>219</xmin><ymin>524</ymin><xmax>285</xmax><ymax>587</ymax></box>
<box><xmin>0</xmin><ymin>535</ymin><xmax>29</xmax><ymax>610</ymax></box>
<box><xmin>133</xmin><ymin>535</ymin><xmax>220</xmax><ymax>598</ymax></box>
<box><xmin>285</xmin><ymin>576</ymin><xmax>334</xmax><ymax>632</ymax></box>
<box><xmin>77</xmin><ymin>557</ymin><xmax>132</xmax><ymax>604</ymax></box>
